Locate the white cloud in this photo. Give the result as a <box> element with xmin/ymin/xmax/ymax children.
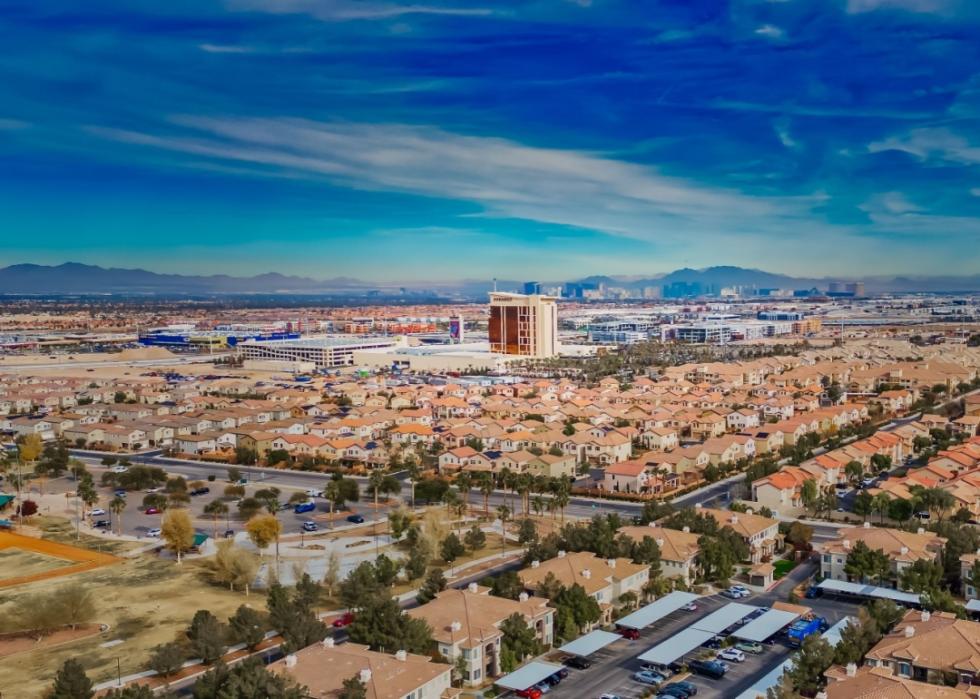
<box><xmin>774</xmin><ymin>118</ymin><xmax>798</xmax><ymax>149</ymax></box>
<box><xmin>846</xmin><ymin>0</ymin><xmax>956</xmax><ymax>13</ymax></box>
<box><xmin>0</xmin><ymin>118</ymin><xmax>30</xmax><ymax>130</ymax></box>
<box><xmin>754</xmin><ymin>24</ymin><xmax>785</xmax><ymax>39</ymax></box>
<box><xmin>869</xmin><ymin>127</ymin><xmax>980</xmax><ymax>164</ymax></box>
<box><xmin>861</xmin><ymin>191</ymin><xmax>921</xmax><ymax>214</ymax></box>
<box><xmin>88</xmin><ymin>117</ymin><xmax>818</xmax><ymax>246</ymax></box>
<box><xmin>971</xmin><ymin>187</ymin><xmax>980</xmax><ymax>196</ymax></box>
<box><xmin>225</xmin><ymin>0</ymin><xmax>492</xmax><ymax>21</ymax></box>
<box><xmin>198</xmin><ymin>44</ymin><xmax>252</xmax><ymax>54</ymax></box>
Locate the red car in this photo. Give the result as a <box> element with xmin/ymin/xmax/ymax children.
<box><xmin>515</xmin><ymin>689</ymin><xmax>542</xmax><ymax>699</ymax></box>
<box><xmin>145</xmin><ymin>507</ymin><xmax>161</xmax><ymax>515</ymax></box>
<box><xmin>332</xmin><ymin>612</ymin><xmax>355</xmax><ymax>628</ymax></box>
<box><xmin>619</xmin><ymin>627</ymin><xmax>640</xmax><ymax>640</ymax></box>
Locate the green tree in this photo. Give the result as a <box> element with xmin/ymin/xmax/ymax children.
<box><xmin>899</xmin><ymin>559</ymin><xmax>944</xmax><ymax>594</ymax></box>
<box><xmin>416</xmin><ymin>567</ymin><xmax>447</xmax><ymax>604</ymax></box>
<box><xmin>149</xmin><ymin>642</ymin><xmax>186</xmax><ymax>680</ymax></box>
<box><xmin>347</xmin><ymin>596</ymin><xmax>433</xmax><ymax>655</ymax></box>
<box><xmin>49</xmin><ymin>659</ymin><xmax>93</xmax><ymax>699</ymax></box>
<box><xmin>844</xmin><ymin>540</ymin><xmax>892</xmax><ymax>585</ymax></box>
<box><xmin>499</xmin><ymin>612</ymin><xmax>540</xmax><ymax>672</ymax></box>
<box><xmin>464</xmin><ymin>524</ymin><xmax>486</xmax><ymax>552</ymax></box>
<box><xmin>102</xmin><ymin>686</ymin><xmax>156</xmax><ymax>699</ymax></box>
<box><xmin>187</xmin><ymin>610</ymin><xmax>227</xmax><ymax>665</ymax></box>
<box><xmin>338</xmin><ymin>675</ymin><xmax>368</xmax><ymax>699</ymax></box>
<box><xmin>852</xmin><ymin>491</ymin><xmax>873</xmax><ymax>521</ymax></box>
<box><xmin>517</xmin><ymin>518</ymin><xmax>538</xmax><ymax>548</ymax></box>
<box><xmin>786</xmin><ymin>634</ymin><xmax>834</xmax><ymax>695</ymax></box>
<box><xmin>552</xmin><ymin>583</ymin><xmax>601</xmax><ymax>636</ymax></box>
<box><xmin>266</xmin><ymin>577</ymin><xmax>328</xmax><ymax>653</ymax></box>
<box><xmin>489</xmin><ymin>570</ymin><xmax>524</xmax><ymax>600</ymax></box>
<box><xmin>800</xmin><ymin>478</ymin><xmax>819</xmax><ymax>516</ymax></box>
<box><xmin>191</xmin><ymin>657</ymin><xmax>306</xmax><ymax>699</ymax></box>
<box><xmin>887</xmin><ymin>498</ymin><xmax>913</xmax><ymax>523</ymax></box>
<box><xmin>229</xmin><ymin>605</ymin><xmax>267</xmax><ymax>651</ymax></box>
<box><xmin>440</xmin><ymin>532</ymin><xmax>465</xmax><ymax>572</ymax></box>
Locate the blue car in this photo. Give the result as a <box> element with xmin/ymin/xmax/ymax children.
<box><xmin>294</xmin><ymin>501</ymin><xmax>316</xmax><ymax>514</ymax></box>
<box><xmin>346</xmin><ymin>514</ymin><xmax>365</xmax><ymax>524</ymax></box>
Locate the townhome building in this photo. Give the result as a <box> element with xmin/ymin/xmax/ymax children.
<box><xmin>820</xmin><ymin>524</ymin><xmax>946</xmax><ymax>589</ymax></box>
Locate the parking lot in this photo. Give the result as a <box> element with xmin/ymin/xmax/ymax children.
<box><xmin>540</xmin><ymin>587</ymin><xmax>860</xmax><ymax>699</ymax></box>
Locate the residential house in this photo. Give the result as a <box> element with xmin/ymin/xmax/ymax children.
<box><xmin>820</xmin><ymin>524</ymin><xmax>946</xmax><ymax>588</ymax></box>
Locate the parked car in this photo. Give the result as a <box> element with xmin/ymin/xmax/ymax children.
<box><xmin>93</xmin><ymin>520</ymin><xmax>111</xmax><ymax>529</ymax></box>
<box><xmin>110</xmin><ymin>465</ymin><xmax>129</xmax><ymax>474</ymax></box>
<box><xmin>598</xmin><ymin>695</ymin><xmax>621</xmax><ymax>699</ymax></box>
<box><xmin>302</xmin><ymin>521</ymin><xmax>318</xmax><ymax>532</ymax></box>
<box><xmin>346</xmin><ymin>514</ymin><xmax>365</xmax><ymax>524</ymax></box>
<box><xmin>632</xmin><ymin>670</ymin><xmax>664</xmax><ymax>685</ymax></box>
<box><xmin>618</xmin><ymin>627</ymin><xmax>640</xmax><ymax>640</ymax></box>
<box><xmin>688</xmin><ymin>660</ymin><xmax>727</xmax><ymax>679</ymax></box>
<box><xmin>658</xmin><ymin>687</ymin><xmax>692</xmax><ymax>699</ymax></box>
<box><xmin>145</xmin><ymin>507</ymin><xmax>161</xmax><ymax>515</ymax></box>
<box><xmin>534</xmin><ymin>681</ymin><xmax>551</xmax><ymax>694</ymax></box>
<box><xmin>515</xmin><ymin>689</ymin><xmax>541</xmax><ymax>699</ymax></box>
<box><xmin>147</xmin><ymin>528</ymin><xmax>162</xmax><ymax>537</ymax></box>
<box><xmin>701</xmin><ymin>636</ymin><xmax>723</xmax><ymax>650</ymax></box>
<box><xmin>190</xmin><ymin>487</ymin><xmax>210</xmax><ymax>496</ymax></box>
<box><xmin>736</xmin><ymin>641</ymin><xmax>764</xmax><ymax>654</ymax></box>
<box><xmin>306</xmin><ymin>488</ymin><xmax>323</xmax><ymax>498</ymax></box>
<box><xmin>662</xmin><ymin>681</ymin><xmax>698</xmax><ymax>696</ymax></box>
<box><xmin>333</xmin><ymin>612</ymin><xmax>355</xmax><ymax>628</ymax></box>
<box><xmin>294</xmin><ymin>501</ymin><xmax>316</xmax><ymax>514</ymax></box>
<box><xmin>717</xmin><ymin>648</ymin><xmax>746</xmax><ymax>663</ymax></box>
<box><xmin>682</xmin><ymin>602</ymin><xmax>698</xmax><ymax>612</ymax></box>
<box><xmin>113</xmin><ymin>489</ymin><xmax>127</xmax><ymax>497</ymax></box>
<box><xmin>805</xmin><ymin>585</ymin><xmax>823</xmax><ymax>599</ymax></box>
<box><xmin>223</xmin><ymin>529</ymin><xmax>235</xmax><ymax>538</ymax></box>
<box><xmin>720</xmin><ymin>589</ymin><xmax>740</xmax><ymax>599</ymax></box>
<box><xmin>88</xmin><ymin>508</ymin><xmax>106</xmax><ymax>517</ymax></box>
<box><xmin>564</xmin><ymin>656</ymin><xmax>591</xmax><ymax>670</ymax></box>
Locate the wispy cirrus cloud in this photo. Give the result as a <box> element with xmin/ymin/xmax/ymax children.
<box><xmin>87</xmin><ymin>116</ymin><xmax>816</xmax><ymax>246</ymax></box>
<box><xmin>869</xmin><ymin>127</ymin><xmax>980</xmax><ymax>163</ymax></box>
<box><xmin>225</xmin><ymin>0</ymin><xmax>493</xmax><ymax>21</ymax></box>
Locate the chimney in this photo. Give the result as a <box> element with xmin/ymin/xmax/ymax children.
<box><xmin>921</xmin><ymin>610</ymin><xmax>931</xmax><ymax>622</ymax></box>
<box><xmin>730</xmin><ymin>515</ymin><xmax>739</xmax><ymax>525</ymax></box>
<box><xmin>846</xmin><ymin>663</ymin><xmax>857</xmax><ymax>678</ymax></box>
<box><xmin>900</xmin><ymin>546</ymin><xmax>909</xmax><ymax>555</ymax></box>
<box><xmin>608</xmin><ymin>559</ymin><xmax>617</xmax><ymax>568</ymax></box>
<box><xmin>648</xmin><ymin>521</ymin><xmax>657</xmax><ymax>528</ymax></box>
<box><xmin>682</xmin><ymin>526</ymin><xmax>691</xmax><ymax>534</ymax></box>
<box><xmin>450</xmin><ymin>621</ymin><xmax>462</xmax><ymax>633</ymax></box>
<box><xmin>558</xmin><ymin>550</ymin><xmax>566</xmax><ymax>558</ymax></box>
<box><xmin>863</xmin><ymin>521</ymin><xmax>871</xmax><ymax>529</ymax></box>
<box><xmin>285</xmin><ymin>654</ymin><xmax>297</xmax><ymax>668</ymax></box>
<box><xmin>518</xmin><ymin>592</ymin><xmax>529</xmax><ymax>602</ymax></box>
<box><xmin>321</xmin><ymin>637</ymin><xmax>335</xmax><ymax>648</ymax></box>
<box><xmin>360</xmin><ymin>669</ymin><xmax>372</xmax><ymax>684</ymax></box>
<box><xmin>904</xmin><ymin>626</ymin><xmax>914</xmax><ymax>638</ymax></box>
<box><xmin>917</xmin><ymin>527</ymin><xmax>925</xmax><ymax>535</ymax></box>
<box><xmin>468</xmin><ymin>582</ymin><xmax>478</xmax><ymax>594</ymax></box>
<box><xmin>815</xmin><ymin>693</ymin><xmax>828</xmax><ymax>699</ymax></box>
<box><xmin>695</xmin><ymin>503</ymin><xmax>703</xmax><ymax>509</ymax></box>
<box><xmin>395</xmin><ymin>650</ymin><xmax>408</xmax><ymax>662</ymax></box>
<box><xmin>582</xmin><ymin>569</ymin><xmax>592</xmax><ymax>579</ymax></box>
<box><xmin>531</xmin><ymin>560</ymin><xmax>540</xmax><ymax>568</ymax></box>
<box><xmin>843</xmin><ymin>539</ymin><xmax>851</xmax><ymax>550</ymax></box>
<box><xmin>656</xmin><ymin>538</ymin><xmax>665</xmax><ymax>547</ymax></box>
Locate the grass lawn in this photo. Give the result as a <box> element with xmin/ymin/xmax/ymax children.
<box><xmin>773</xmin><ymin>559</ymin><xmax>797</xmax><ymax>579</ymax></box>
<box><xmin>0</xmin><ymin>549</ymin><xmax>72</xmax><ymax>580</ymax></box>
<box><xmin>0</xmin><ymin>519</ymin><xmax>262</xmax><ymax>699</ymax></box>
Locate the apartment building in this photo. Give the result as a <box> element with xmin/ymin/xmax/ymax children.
<box><xmin>617</xmin><ymin>523</ymin><xmax>701</xmax><ymax>583</ymax></box>
<box><xmin>696</xmin><ymin>506</ymin><xmax>781</xmax><ymax>563</ymax></box>
<box><xmin>269</xmin><ymin>639</ymin><xmax>452</xmax><ymax>699</ymax></box>
<box><xmin>406</xmin><ymin>584</ymin><xmax>553</xmax><ymax>686</ymax></box>
<box><xmin>820</xmin><ymin>524</ymin><xmax>946</xmax><ymax>588</ymax></box>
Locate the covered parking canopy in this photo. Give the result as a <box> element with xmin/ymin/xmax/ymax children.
<box><xmin>495</xmin><ymin>661</ymin><xmax>566</xmax><ymax>691</ymax></box>
<box><xmin>818</xmin><ymin>578</ymin><xmax>921</xmax><ymax>605</ymax></box>
<box><xmin>558</xmin><ymin>630</ymin><xmax>622</xmax><ymax>657</ymax></box>
<box><xmin>637</xmin><ymin>627</ymin><xmax>715</xmax><ymax>666</ymax></box>
<box><xmin>691</xmin><ymin>602</ymin><xmax>756</xmax><ymax>634</ymax></box>
<box><xmin>731</xmin><ymin>609</ymin><xmax>800</xmax><ymax>643</ymax></box>
<box><xmin>615</xmin><ymin>591</ymin><xmax>700</xmax><ymax>630</ymax></box>
<box><xmin>966</xmin><ymin>600</ymin><xmax>980</xmax><ymax>614</ymax></box>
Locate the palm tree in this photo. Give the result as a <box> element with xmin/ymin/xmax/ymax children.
<box><xmin>204</xmin><ymin>500</ymin><xmax>229</xmax><ymax>540</ymax></box>
<box><xmin>552</xmin><ymin>478</ymin><xmax>571</xmax><ymax>523</ymax></box>
<box><xmin>532</xmin><ymin>496</ymin><xmax>544</xmax><ymax>518</ymax></box>
<box><xmin>478</xmin><ymin>473</ymin><xmax>494</xmax><ymax>516</ymax></box>
<box><xmin>456</xmin><ymin>472</ymin><xmax>472</xmax><ymax>514</ymax></box>
<box><xmin>496</xmin><ymin>504</ymin><xmax>511</xmax><ymax>557</ymax></box>
<box><xmin>406</xmin><ymin>460</ymin><xmax>421</xmax><ymax>509</ymax></box>
<box><xmin>872</xmin><ymin>492</ymin><xmax>891</xmax><ymax>524</ymax></box>
<box><xmin>109</xmin><ymin>496</ymin><xmax>127</xmax><ymax>536</ymax></box>
<box><xmin>516</xmin><ymin>473</ymin><xmax>533</xmax><ymax>516</ymax></box>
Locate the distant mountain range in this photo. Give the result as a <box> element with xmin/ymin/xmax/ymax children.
<box><xmin>0</xmin><ymin>262</ymin><xmax>978</xmax><ymax>295</ymax></box>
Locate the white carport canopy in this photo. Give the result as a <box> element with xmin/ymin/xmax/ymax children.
<box><xmin>637</xmin><ymin>627</ymin><xmax>715</xmax><ymax>666</ymax></box>
<box><xmin>731</xmin><ymin>609</ymin><xmax>799</xmax><ymax>642</ymax></box>
<box><xmin>558</xmin><ymin>629</ymin><xmax>622</xmax><ymax>657</ymax></box>
<box><xmin>967</xmin><ymin>599</ymin><xmax>980</xmax><ymax>613</ymax></box>
<box><xmin>691</xmin><ymin>602</ymin><xmax>756</xmax><ymax>634</ymax></box>
<box><xmin>818</xmin><ymin>578</ymin><xmax>921</xmax><ymax>604</ymax></box>
<box><xmin>495</xmin><ymin>661</ymin><xmax>565</xmax><ymax>691</ymax></box>
<box><xmin>615</xmin><ymin>591</ymin><xmax>701</xmax><ymax>630</ymax></box>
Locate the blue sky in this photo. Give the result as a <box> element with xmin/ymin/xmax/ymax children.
<box><xmin>2</xmin><ymin>0</ymin><xmax>979</xmax><ymax>281</ymax></box>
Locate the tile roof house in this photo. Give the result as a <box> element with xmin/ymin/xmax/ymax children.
<box><xmin>826</xmin><ymin>664</ymin><xmax>972</xmax><ymax>698</ymax></box>
<box><xmin>617</xmin><ymin>523</ymin><xmax>701</xmax><ymax>583</ymax></box>
<box><xmin>821</xmin><ymin>524</ymin><xmax>947</xmax><ymax>588</ymax></box>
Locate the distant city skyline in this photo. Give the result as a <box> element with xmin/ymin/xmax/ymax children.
<box><xmin>3</xmin><ymin>1</ymin><xmax>980</xmax><ymax>280</ymax></box>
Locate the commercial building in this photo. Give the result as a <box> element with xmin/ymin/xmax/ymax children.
<box><xmin>237</xmin><ymin>335</ymin><xmax>399</xmax><ymax>368</ymax></box>
<box><xmin>488</xmin><ymin>292</ymin><xmax>559</xmax><ymax>358</ymax></box>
